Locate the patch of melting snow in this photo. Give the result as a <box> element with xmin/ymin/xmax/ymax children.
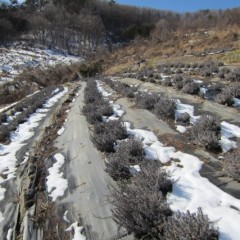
<box><xmin>21</xmin><ymin>152</ymin><xmax>29</xmax><ymax>165</ymax></box>
<box><xmin>58</xmin><ymin>126</ymin><xmax>65</xmax><ymax>135</ymax></box>
<box><xmin>96</xmin><ymin>83</ymin><xmax>125</xmax><ymax>122</ymax></box>
<box><xmin>233</xmin><ymin>98</ymin><xmax>240</xmax><ymax>107</ymax></box>
<box><xmin>176</xmin><ymin>125</ymin><xmax>187</xmax><ymax>133</ymax></box>
<box><xmin>44</xmin><ymin>87</ymin><xmax>68</xmax><ymax>108</ymax></box>
<box><xmin>193</xmin><ymin>79</ymin><xmax>203</xmax><ymax>84</ymax></box>
<box><xmin>175</xmin><ymin>100</ymin><xmax>240</xmax><ymax>152</ymax></box>
<box><xmin>221</xmin><ymin>121</ymin><xmax>240</xmax><ymax>138</ymax></box>
<box><xmin>65</xmin><ymin>222</ymin><xmax>86</xmax><ymax>240</ymax></box>
<box><xmin>129</xmin><ymin>165</ymin><xmax>141</xmax><ymax>174</ymax></box>
<box><xmin>112</xmin><ymin>104</ymin><xmax>124</xmax><ymax>117</ymax></box>
<box><xmin>167</xmin><ymin>152</ymin><xmax>240</xmax><ymax>240</ymax></box>
<box><xmin>46</xmin><ymin>153</ymin><xmax>68</xmax><ymax>201</ymax></box>
<box><xmin>125</xmin><ymin>122</ymin><xmax>158</xmax><ymax>145</ymax></box>
<box><xmin>102</xmin><ymin>104</ymin><xmax>125</xmax><ymax>122</ymax></box>
<box><xmin>220</xmin><ymin>137</ymin><xmax>236</xmax><ymax>153</ymax></box>
<box><xmin>0</xmin><ymin>87</ymin><xmax>68</xmax><ymax>222</ymax></box>
<box><xmin>96</xmin><ymin>80</ymin><xmax>112</xmax><ymax>97</ymax></box>
<box><xmin>36</xmin><ymin>108</ymin><xmax>49</xmax><ymax>113</ymax></box>
<box><xmin>63</xmin><ymin>210</ymin><xmax>70</xmax><ymax>223</ymax></box>
<box><xmin>161</xmin><ymin>74</ymin><xmax>170</xmax><ymax>79</ymax></box>
<box><xmin>7</xmin><ymin>228</ymin><xmax>13</xmax><ymax>240</ymax></box>
<box><xmin>175</xmin><ymin>99</ymin><xmax>200</xmax><ymax>124</ymax></box>
<box><xmin>52</xmin><ymin>88</ymin><xmax>60</xmax><ymax>94</ymax></box>
<box><xmin>199</xmin><ymin>87</ymin><xmax>208</xmax><ymax>96</ymax></box>
<box><xmin>220</xmin><ymin>121</ymin><xmax>240</xmax><ymax>152</ymax></box>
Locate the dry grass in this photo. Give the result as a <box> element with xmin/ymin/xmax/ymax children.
<box><xmin>105</xmin><ymin>61</ymin><xmax>134</xmax><ymax>75</ymax></box>
<box><xmin>104</xmin><ymin>29</ymin><xmax>240</xmax><ymax>75</ymax></box>
<box><xmin>222</xmin><ymin>50</ymin><xmax>240</xmax><ymax>64</ymax></box>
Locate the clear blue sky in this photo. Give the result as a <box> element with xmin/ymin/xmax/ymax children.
<box><xmin>116</xmin><ymin>0</ymin><xmax>240</xmax><ymax>12</ymax></box>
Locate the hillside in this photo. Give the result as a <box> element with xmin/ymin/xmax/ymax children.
<box><xmin>104</xmin><ymin>28</ymin><xmax>240</xmax><ymax>75</ymax></box>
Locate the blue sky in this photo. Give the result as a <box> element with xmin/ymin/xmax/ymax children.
<box><xmin>116</xmin><ymin>0</ymin><xmax>240</xmax><ymax>12</ymax></box>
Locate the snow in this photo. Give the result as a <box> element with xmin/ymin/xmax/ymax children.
<box><xmin>127</xmin><ymin>128</ymin><xmax>158</xmax><ymax>145</ymax></box>
<box><xmin>65</xmin><ymin>222</ymin><xmax>86</xmax><ymax>240</ymax></box>
<box><xmin>7</xmin><ymin>228</ymin><xmax>13</xmax><ymax>240</ymax></box>
<box><xmin>46</xmin><ymin>153</ymin><xmax>68</xmax><ymax>201</ymax></box>
<box><xmin>175</xmin><ymin>99</ymin><xmax>200</xmax><ymax>124</ymax></box>
<box><xmin>129</xmin><ymin>165</ymin><xmax>141</xmax><ymax>174</ymax></box>
<box><xmin>52</xmin><ymin>88</ymin><xmax>60</xmax><ymax>94</ymax></box>
<box><xmin>199</xmin><ymin>87</ymin><xmax>208</xmax><ymax>96</ymax></box>
<box><xmin>220</xmin><ymin>121</ymin><xmax>240</xmax><ymax>152</ymax></box>
<box><xmin>167</xmin><ymin>152</ymin><xmax>240</xmax><ymax>240</ymax></box>
<box><xmin>176</xmin><ymin>125</ymin><xmax>187</xmax><ymax>133</ymax></box>
<box><xmin>221</xmin><ymin>121</ymin><xmax>240</xmax><ymax>138</ymax></box>
<box><xmin>44</xmin><ymin>87</ymin><xmax>68</xmax><ymax>108</ymax></box>
<box><xmin>0</xmin><ymin>46</ymin><xmax>82</xmax><ymax>84</ymax></box>
<box><xmin>233</xmin><ymin>98</ymin><xmax>240</xmax><ymax>107</ymax></box>
<box><xmin>97</xmin><ymin>82</ymin><xmax>240</xmax><ymax>239</ymax></box>
<box><xmin>63</xmin><ymin>210</ymin><xmax>70</xmax><ymax>223</ymax></box>
<box><xmin>145</xmin><ymin>142</ymin><xmax>176</xmax><ymax>164</ymax></box>
<box><xmin>176</xmin><ymin>101</ymin><xmax>240</xmax><ymax>152</ymax></box>
<box><xmin>125</xmin><ymin>123</ymin><xmax>174</xmax><ymax>164</ymax></box>
<box><xmin>193</xmin><ymin>79</ymin><xmax>203</xmax><ymax>84</ymax></box>
<box><xmin>21</xmin><ymin>152</ymin><xmax>29</xmax><ymax>165</ymax></box>
<box><xmin>161</xmin><ymin>74</ymin><xmax>170</xmax><ymax>79</ymax></box>
<box><xmin>220</xmin><ymin>137</ymin><xmax>236</xmax><ymax>152</ymax></box>
<box><xmin>58</xmin><ymin>127</ymin><xmax>65</xmax><ymax>135</ymax></box>
<box><xmin>112</xmin><ymin>104</ymin><xmax>124</xmax><ymax>117</ymax></box>
<box><xmin>96</xmin><ymin>82</ymin><xmax>125</xmax><ymax>122</ymax></box>
<box><xmin>0</xmin><ymin>111</ymin><xmax>47</xmax><ymax>185</ymax></box>
<box><xmin>0</xmin><ymin>87</ymin><xmax>67</xmax><ymax>220</ymax></box>
<box><xmin>125</xmin><ymin>121</ymin><xmax>240</xmax><ymax>240</ymax></box>
<box><xmin>106</xmin><ymin>104</ymin><xmax>125</xmax><ymax>121</ymax></box>
<box><xmin>96</xmin><ymin>80</ymin><xmax>112</xmax><ymax>97</ymax></box>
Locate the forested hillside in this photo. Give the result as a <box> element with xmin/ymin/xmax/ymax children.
<box><xmin>1</xmin><ymin>0</ymin><xmax>239</xmax><ymax>56</ymax></box>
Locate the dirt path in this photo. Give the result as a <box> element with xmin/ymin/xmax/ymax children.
<box><xmin>55</xmin><ymin>82</ymin><xmax>133</xmax><ymax>240</ymax></box>
<box><xmin>116</xmin><ymin>98</ymin><xmax>176</xmax><ymax>136</ymax></box>
<box><xmin>115</xmin><ymin>77</ymin><xmax>240</xmax><ymax>123</ymax></box>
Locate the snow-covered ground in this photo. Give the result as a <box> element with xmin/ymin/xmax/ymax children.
<box><xmin>96</xmin><ymin>80</ymin><xmax>112</xmax><ymax>97</ymax></box>
<box><xmin>175</xmin><ymin>100</ymin><xmax>240</xmax><ymax>152</ymax></box>
<box><xmin>233</xmin><ymin>98</ymin><xmax>240</xmax><ymax>107</ymax></box>
<box><xmin>0</xmin><ymin>45</ymin><xmax>82</xmax><ymax>84</ymax></box>
<box><xmin>0</xmin><ymin>87</ymin><xmax>68</xmax><ymax>223</ymax></box>
<box><xmin>46</xmin><ymin>153</ymin><xmax>68</xmax><ymax>201</ymax></box>
<box><xmin>125</xmin><ymin>122</ymin><xmax>240</xmax><ymax>240</ymax></box>
<box><xmin>98</xmin><ymin>81</ymin><xmax>240</xmax><ymax>240</ymax></box>
<box><xmin>57</xmin><ymin>126</ymin><xmax>65</xmax><ymax>135</ymax></box>
<box><xmin>65</xmin><ymin>222</ymin><xmax>86</xmax><ymax>240</ymax></box>
<box><xmin>96</xmin><ymin>80</ymin><xmax>124</xmax><ymax>122</ymax></box>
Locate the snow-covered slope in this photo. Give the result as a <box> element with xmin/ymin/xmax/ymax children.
<box><xmin>0</xmin><ymin>43</ymin><xmax>82</xmax><ymax>84</ymax></box>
